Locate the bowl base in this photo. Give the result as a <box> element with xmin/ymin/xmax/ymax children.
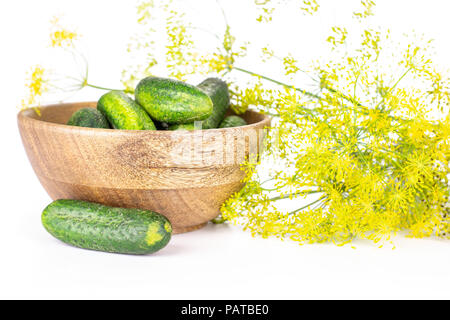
<box><xmin>173</xmin><ymin>223</ymin><xmax>208</xmax><ymax>234</ymax></box>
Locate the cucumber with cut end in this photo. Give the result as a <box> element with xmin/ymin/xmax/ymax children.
<box><xmin>42</xmin><ymin>199</ymin><xmax>172</xmax><ymax>255</ymax></box>
<box><xmin>67</xmin><ymin>108</ymin><xmax>110</xmax><ymax>129</ymax></box>
<box><xmin>219</xmin><ymin>115</ymin><xmax>248</xmax><ymax>128</ymax></box>
<box><xmin>135</xmin><ymin>77</ymin><xmax>213</xmax><ymax>124</ymax></box>
<box><xmin>97</xmin><ymin>90</ymin><xmax>156</xmax><ymax>130</ymax></box>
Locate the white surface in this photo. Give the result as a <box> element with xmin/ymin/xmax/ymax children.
<box><xmin>0</xmin><ymin>0</ymin><xmax>449</xmax><ymax>300</ymax></box>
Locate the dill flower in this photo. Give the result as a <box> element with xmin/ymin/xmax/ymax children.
<box><xmin>21</xmin><ymin>66</ymin><xmax>48</xmax><ymax>115</ymax></box>
<box><xmin>22</xmin><ymin>18</ymin><xmax>117</xmax><ymax>113</ymax></box>
<box><xmin>255</xmin><ymin>0</ymin><xmax>320</xmax><ymax>22</ymax></box>
<box><xmin>300</xmin><ymin>0</ymin><xmax>320</xmax><ymax>15</ymax></box>
<box><xmin>219</xmin><ymin>26</ymin><xmax>450</xmax><ymax>245</ymax></box>
<box><xmin>353</xmin><ymin>0</ymin><xmax>376</xmax><ymax>20</ymax></box>
<box><xmin>214</xmin><ymin>2</ymin><xmax>448</xmax><ymax>245</ymax></box>
<box><xmin>49</xmin><ymin>17</ymin><xmax>78</xmax><ymax>48</ymax></box>
<box><xmin>165</xmin><ymin>9</ymin><xmax>200</xmax><ymax>81</ymax></box>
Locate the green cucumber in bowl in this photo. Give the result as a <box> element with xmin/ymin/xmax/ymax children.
<box><xmin>135</xmin><ymin>77</ymin><xmax>213</xmax><ymax>124</ymax></box>
<box><xmin>67</xmin><ymin>108</ymin><xmax>110</xmax><ymax>129</ymax></box>
<box><xmin>168</xmin><ymin>123</ymin><xmax>197</xmax><ymax>131</ymax></box>
<box><xmin>219</xmin><ymin>115</ymin><xmax>248</xmax><ymax>128</ymax></box>
<box><xmin>97</xmin><ymin>90</ymin><xmax>156</xmax><ymax>130</ymax></box>
<box><xmin>197</xmin><ymin>78</ymin><xmax>230</xmax><ymax>129</ymax></box>
<box><xmin>42</xmin><ymin>199</ymin><xmax>172</xmax><ymax>255</ymax></box>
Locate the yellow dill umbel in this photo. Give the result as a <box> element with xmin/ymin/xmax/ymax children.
<box><xmin>49</xmin><ymin>16</ymin><xmax>78</xmax><ymax>48</ymax></box>
<box><xmin>21</xmin><ymin>66</ymin><xmax>48</xmax><ymax>115</ymax></box>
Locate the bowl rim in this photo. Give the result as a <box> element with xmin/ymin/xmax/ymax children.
<box><xmin>18</xmin><ymin>101</ymin><xmax>271</xmax><ymax>135</ymax></box>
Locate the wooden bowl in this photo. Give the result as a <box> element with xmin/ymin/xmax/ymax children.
<box><xmin>18</xmin><ymin>102</ymin><xmax>271</xmax><ymax>233</ymax></box>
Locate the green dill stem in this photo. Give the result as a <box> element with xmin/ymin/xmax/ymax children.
<box><xmin>85</xmin><ymin>83</ymin><xmax>130</xmax><ymax>93</ymax></box>
<box><xmin>324</xmin><ymin>86</ymin><xmax>363</xmax><ymax>107</ymax></box>
<box><xmin>391</xmin><ymin>67</ymin><xmax>413</xmax><ymax>93</ymax></box>
<box><xmin>232</xmin><ymin>66</ymin><xmax>322</xmax><ymax>100</ymax></box>
<box><xmin>288</xmin><ymin>197</ymin><xmax>325</xmax><ymax>215</ymax></box>
<box><xmin>260</xmin><ymin>177</ymin><xmax>275</xmax><ymax>184</ymax></box>
<box><xmin>374</xmin><ymin>67</ymin><xmax>413</xmax><ymax>109</ymax></box>
<box><xmin>269</xmin><ymin>190</ymin><xmax>322</xmax><ymax>201</ymax></box>
<box><xmin>216</xmin><ymin>0</ymin><xmax>229</xmax><ymax>26</ymax></box>
<box><xmin>233</xmin><ymin>65</ymin><xmax>372</xmax><ymax>114</ymax></box>
<box><xmin>233</xmin><ymin>66</ymin><xmax>364</xmax><ymax>108</ymax></box>
<box><xmin>186</xmin><ymin>26</ymin><xmax>221</xmax><ymax>40</ymax></box>
<box><xmin>261</xmin><ymin>187</ymin><xmax>278</xmax><ymax>192</ymax></box>
<box><xmin>264</xmin><ymin>112</ymin><xmax>281</xmax><ymax>117</ymax></box>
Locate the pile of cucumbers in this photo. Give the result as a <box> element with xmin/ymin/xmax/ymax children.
<box><xmin>67</xmin><ymin>77</ymin><xmax>248</xmax><ymax>131</ymax></box>
<box><xmin>45</xmin><ymin>77</ymin><xmax>248</xmax><ymax>256</ymax></box>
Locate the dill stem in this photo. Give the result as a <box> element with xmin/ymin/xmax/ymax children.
<box><xmin>232</xmin><ymin>66</ymin><xmax>322</xmax><ymax>100</ymax></box>
<box><xmin>288</xmin><ymin>197</ymin><xmax>325</xmax><ymax>215</ymax></box>
<box><xmin>264</xmin><ymin>112</ymin><xmax>281</xmax><ymax>117</ymax></box>
<box><xmin>391</xmin><ymin>67</ymin><xmax>413</xmax><ymax>92</ymax></box>
<box><xmin>85</xmin><ymin>83</ymin><xmax>126</xmax><ymax>92</ymax></box>
<box><xmin>186</xmin><ymin>26</ymin><xmax>221</xmax><ymax>40</ymax></box>
<box><xmin>215</xmin><ymin>0</ymin><xmax>229</xmax><ymax>26</ymax></box>
<box><xmin>233</xmin><ymin>66</ymin><xmax>364</xmax><ymax>108</ymax></box>
<box><xmin>374</xmin><ymin>67</ymin><xmax>413</xmax><ymax>109</ymax></box>
<box><xmin>324</xmin><ymin>86</ymin><xmax>363</xmax><ymax>107</ymax></box>
<box><xmin>269</xmin><ymin>190</ymin><xmax>322</xmax><ymax>201</ymax></box>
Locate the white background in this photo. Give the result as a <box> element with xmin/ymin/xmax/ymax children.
<box><xmin>0</xmin><ymin>0</ymin><xmax>449</xmax><ymax>300</ymax></box>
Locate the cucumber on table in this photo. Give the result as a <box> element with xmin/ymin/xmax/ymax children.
<box><xmin>135</xmin><ymin>77</ymin><xmax>213</xmax><ymax>124</ymax></box>
<box><xmin>197</xmin><ymin>78</ymin><xmax>230</xmax><ymax>129</ymax></box>
<box><xmin>97</xmin><ymin>90</ymin><xmax>156</xmax><ymax>130</ymax></box>
<box><xmin>42</xmin><ymin>200</ymin><xmax>172</xmax><ymax>255</ymax></box>
<box><xmin>67</xmin><ymin>108</ymin><xmax>110</xmax><ymax>129</ymax></box>
<box><xmin>219</xmin><ymin>115</ymin><xmax>248</xmax><ymax>128</ymax></box>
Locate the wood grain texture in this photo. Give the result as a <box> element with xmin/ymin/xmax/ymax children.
<box><xmin>18</xmin><ymin>102</ymin><xmax>271</xmax><ymax>233</ymax></box>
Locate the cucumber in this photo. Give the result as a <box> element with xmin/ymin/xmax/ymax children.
<box><xmin>197</xmin><ymin>78</ymin><xmax>230</xmax><ymax>129</ymax></box>
<box><xmin>67</xmin><ymin>108</ymin><xmax>110</xmax><ymax>129</ymax></box>
<box><xmin>219</xmin><ymin>115</ymin><xmax>248</xmax><ymax>128</ymax></box>
<box><xmin>168</xmin><ymin>123</ymin><xmax>198</xmax><ymax>131</ymax></box>
<box><xmin>135</xmin><ymin>77</ymin><xmax>213</xmax><ymax>124</ymax></box>
<box><xmin>42</xmin><ymin>199</ymin><xmax>172</xmax><ymax>255</ymax></box>
<box><xmin>97</xmin><ymin>90</ymin><xmax>156</xmax><ymax>130</ymax></box>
